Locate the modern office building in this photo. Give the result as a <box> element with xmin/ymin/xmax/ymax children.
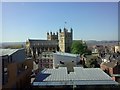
<box><xmin>0</xmin><ymin>48</ymin><xmax>33</xmax><ymax>89</ymax></box>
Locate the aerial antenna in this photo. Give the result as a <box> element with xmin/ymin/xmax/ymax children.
<box><xmin>64</xmin><ymin>21</ymin><xmax>67</xmax><ymax>28</ymax></box>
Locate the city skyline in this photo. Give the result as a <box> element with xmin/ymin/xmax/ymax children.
<box><xmin>2</xmin><ymin>2</ymin><xmax>118</xmax><ymax>42</ymax></box>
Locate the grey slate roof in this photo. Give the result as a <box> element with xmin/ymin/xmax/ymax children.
<box><xmin>28</xmin><ymin>39</ymin><xmax>58</xmax><ymax>46</ymax></box>
<box><xmin>0</xmin><ymin>49</ymin><xmax>19</xmax><ymax>56</ymax></box>
<box><xmin>33</xmin><ymin>67</ymin><xmax>118</xmax><ymax>86</ymax></box>
<box><xmin>101</xmin><ymin>61</ymin><xmax>120</xmax><ymax>68</ymax></box>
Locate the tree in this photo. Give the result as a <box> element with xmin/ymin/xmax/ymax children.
<box><xmin>71</xmin><ymin>40</ymin><xmax>90</xmax><ymax>55</ymax></box>
<box><xmin>5</xmin><ymin>44</ymin><xmax>23</xmax><ymax>49</ymax></box>
<box><xmin>85</xmin><ymin>56</ymin><xmax>100</xmax><ymax>68</ymax></box>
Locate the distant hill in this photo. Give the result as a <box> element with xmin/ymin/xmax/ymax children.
<box><xmin>0</xmin><ymin>40</ymin><xmax>119</xmax><ymax>48</ymax></box>
<box><xmin>86</xmin><ymin>40</ymin><xmax>119</xmax><ymax>47</ymax></box>
<box><xmin>0</xmin><ymin>42</ymin><xmax>26</xmax><ymax>48</ymax></box>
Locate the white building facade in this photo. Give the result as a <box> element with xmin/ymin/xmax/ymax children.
<box><xmin>53</xmin><ymin>52</ymin><xmax>80</xmax><ymax>68</ymax></box>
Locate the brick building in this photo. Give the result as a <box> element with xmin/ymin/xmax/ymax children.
<box><xmin>100</xmin><ymin>61</ymin><xmax>120</xmax><ymax>83</ymax></box>
<box><xmin>38</xmin><ymin>52</ymin><xmax>53</xmax><ymax>70</ymax></box>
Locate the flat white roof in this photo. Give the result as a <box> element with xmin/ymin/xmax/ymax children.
<box><xmin>0</xmin><ymin>48</ymin><xmax>24</xmax><ymax>56</ymax></box>
<box><xmin>33</xmin><ymin>67</ymin><xmax>118</xmax><ymax>86</ymax></box>
<box><xmin>53</xmin><ymin>52</ymin><xmax>80</xmax><ymax>57</ymax></box>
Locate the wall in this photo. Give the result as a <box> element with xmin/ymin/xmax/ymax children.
<box><xmin>53</xmin><ymin>53</ymin><xmax>80</xmax><ymax>68</ymax></box>
<box><xmin>2</xmin><ymin>60</ymin><xmax>32</xmax><ymax>90</ymax></box>
<box><xmin>115</xmin><ymin>46</ymin><xmax>120</xmax><ymax>53</ymax></box>
<box><xmin>12</xmin><ymin>49</ymin><xmax>26</xmax><ymax>63</ymax></box>
<box><xmin>2</xmin><ymin>63</ymin><xmax>17</xmax><ymax>89</ymax></box>
<box><xmin>101</xmin><ymin>64</ymin><xmax>120</xmax><ymax>83</ymax></box>
<box><xmin>39</xmin><ymin>58</ymin><xmax>53</xmax><ymax>69</ymax></box>
<box><xmin>24</xmin><ymin>59</ymin><xmax>33</xmax><ymax>70</ymax></box>
<box><xmin>33</xmin><ymin>61</ymin><xmax>39</xmax><ymax>71</ymax></box>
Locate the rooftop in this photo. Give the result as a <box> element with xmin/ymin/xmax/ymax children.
<box><xmin>33</xmin><ymin>67</ymin><xmax>118</xmax><ymax>86</ymax></box>
<box><xmin>0</xmin><ymin>48</ymin><xmax>19</xmax><ymax>56</ymax></box>
<box><xmin>28</xmin><ymin>39</ymin><xmax>58</xmax><ymax>45</ymax></box>
<box><xmin>54</xmin><ymin>52</ymin><xmax>80</xmax><ymax>57</ymax></box>
<box><xmin>101</xmin><ymin>61</ymin><xmax>120</xmax><ymax>68</ymax></box>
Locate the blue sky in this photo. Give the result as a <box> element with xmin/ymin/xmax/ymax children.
<box><xmin>2</xmin><ymin>2</ymin><xmax>118</xmax><ymax>42</ymax></box>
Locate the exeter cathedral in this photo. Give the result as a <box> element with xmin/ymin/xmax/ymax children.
<box><xmin>26</xmin><ymin>28</ymin><xmax>73</xmax><ymax>57</ymax></box>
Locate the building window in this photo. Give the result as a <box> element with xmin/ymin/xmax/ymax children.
<box><xmin>50</xmin><ymin>59</ymin><xmax>53</xmax><ymax>62</ymax></box>
<box><xmin>40</xmin><ymin>60</ymin><xmax>42</xmax><ymax>63</ymax></box>
<box><xmin>46</xmin><ymin>64</ymin><xmax>49</xmax><ymax>68</ymax></box>
<box><xmin>41</xmin><ymin>64</ymin><xmax>42</xmax><ymax>67</ymax></box>
<box><xmin>44</xmin><ymin>59</ymin><xmax>46</xmax><ymax>62</ymax></box>
<box><xmin>61</xmin><ymin>40</ymin><xmax>63</xmax><ymax>43</ymax></box>
<box><xmin>25</xmin><ymin>66</ymin><xmax>28</xmax><ymax>69</ymax></box>
<box><xmin>7</xmin><ymin>59</ymin><xmax>9</xmax><ymax>63</ymax></box>
<box><xmin>47</xmin><ymin>55</ymin><xmax>50</xmax><ymax>57</ymax></box>
<box><xmin>47</xmin><ymin>59</ymin><xmax>49</xmax><ymax>62</ymax></box>
<box><xmin>60</xmin><ymin>35</ymin><xmax>62</xmax><ymax>37</ymax></box>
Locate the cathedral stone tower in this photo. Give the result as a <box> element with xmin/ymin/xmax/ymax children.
<box><xmin>59</xmin><ymin>28</ymin><xmax>73</xmax><ymax>52</ymax></box>
<box><xmin>47</xmin><ymin>32</ymin><xmax>58</xmax><ymax>41</ymax></box>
